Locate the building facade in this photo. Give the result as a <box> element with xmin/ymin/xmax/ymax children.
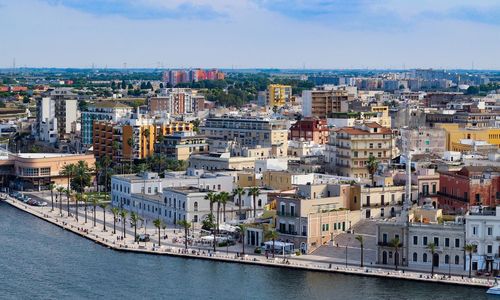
<box><xmin>289</xmin><ymin>118</ymin><xmax>329</xmax><ymax>144</ymax></box>
<box><xmin>302</xmin><ymin>89</ymin><xmax>349</xmax><ymax>118</ymax></box>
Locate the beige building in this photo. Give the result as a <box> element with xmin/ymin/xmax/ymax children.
<box><xmin>0</xmin><ymin>152</ymin><xmax>96</xmax><ymax>190</ymax></box>
<box><xmin>327</xmin><ymin>122</ymin><xmax>394</xmax><ymax>178</ymax></box>
<box><xmin>155</xmin><ymin>132</ymin><xmax>209</xmax><ymax>161</ymax></box>
<box><xmin>302</xmin><ymin>89</ymin><xmax>349</xmax><ymax>118</ymax></box>
<box><xmin>189</xmin><ymin>152</ymin><xmax>255</xmax><ymax>171</ymax></box>
<box><xmin>274</xmin><ymin>184</ymin><xmax>359</xmax><ymax>253</ymax></box>
<box><xmin>200</xmin><ymin>116</ymin><xmax>289</xmax><ymax>156</ymax></box>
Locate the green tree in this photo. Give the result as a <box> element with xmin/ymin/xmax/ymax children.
<box><xmin>111</xmin><ymin>207</ymin><xmax>120</xmax><ymax>234</ymax></box>
<box><xmin>80</xmin><ymin>194</ymin><xmax>88</xmax><ymax>223</ymax></box>
<box><xmin>366</xmin><ymin>155</ymin><xmax>379</xmax><ymax>187</ymax></box>
<box><xmin>465</xmin><ymin>244</ymin><xmax>475</xmax><ymax>278</ymax></box>
<box><xmin>153</xmin><ymin>218</ymin><xmax>162</xmax><ymax>247</ymax></box>
<box><xmin>389</xmin><ymin>238</ymin><xmax>401</xmax><ymax>270</ymax></box>
<box><xmin>218</xmin><ymin>191</ymin><xmax>230</xmax><ymax>223</ymax></box>
<box><xmin>355</xmin><ymin>235</ymin><xmax>364</xmax><ymax>267</ymax></box>
<box><xmin>248</xmin><ymin>187</ymin><xmax>261</xmax><ymax>218</ymax></box>
<box><xmin>177</xmin><ymin>219</ymin><xmax>192</xmax><ymax>251</ymax></box>
<box><xmin>265</xmin><ymin>229</ymin><xmax>279</xmax><ymax>258</ymax></box>
<box><xmin>119</xmin><ymin>209</ymin><xmax>128</xmax><ymax>238</ymax></box>
<box><xmin>204</xmin><ymin>191</ymin><xmax>218</xmax><ymax>252</ymax></box>
<box><xmin>238</xmin><ymin>224</ymin><xmax>247</xmax><ymax>256</ymax></box>
<box><xmin>130</xmin><ymin>212</ymin><xmax>141</xmax><ymax>243</ymax></box>
<box><xmin>427</xmin><ymin>242</ymin><xmax>436</xmax><ymax>277</ymax></box>
<box><xmin>99</xmin><ymin>202</ymin><xmax>109</xmax><ymax>231</ymax></box>
<box><xmin>61</xmin><ymin>163</ymin><xmax>76</xmax><ymax>217</ymax></box>
<box><xmin>232</xmin><ymin>187</ymin><xmax>245</xmax><ymax>220</ymax></box>
<box><xmin>56</xmin><ymin>186</ymin><xmax>65</xmax><ymax>215</ymax></box>
<box><xmin>48</xmin><ymin>183</ymin><xmax>56</xmax><ymax>212</ymax></box>
<box><xmin>72</xmin><ymin>160</ymin><xmax>92</xmax><ymax>222</ymax></box>
<box><xmin>91</xmin><ymin>195</ymin><xmax>99</xmax><ymax>227</ymax></box>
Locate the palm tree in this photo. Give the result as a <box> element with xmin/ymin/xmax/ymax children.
<box><xmin>162</xmin><ymin>222</ymin><xmax>167</xmax><ymax>239</ymax></box>
<box><xmin>465</xmin><ymin>244</ymin><xmax>475</xmax><ymax>278</ymax></box>
<box><xmin>265</xmin><ymin>229</ymin><xmax>279</xmax><ymax>258</ymax></box>
<box><xmin>427</xmin><ymin>242</ymin><xmax>436</xmax><ymax>277</ymax></box>
<box><xmin>61</xmin><ymin>163</ymin><xmax>76</xmax><ymax>216</ymax></box>
<box><xmin>111</xmin><ymin>207</ymin><xmax>120</xmax><ymax>234</ymax></box>
<box><xmin>355</xmin><ymin>235</ymin><xmax>364</xmax><ymax>267</ymax></box>
<box><xmin>219</xmin><ymin>191</ymin><xmax>230</xmax><ymax>223</ymax></box>
<box><xmin>153</xmin><ymin>218</ymin><xmax>162</xmax><ymax>247</ymax></box>
<box><xmin>177</xmin><ymin>219</ymin><xmax>191</xmax><ymax>251</ymax></box>
<box><xmin>99</xmin><ymin>202</ymin><xmax>108</xmax><ymax>231</ymax></box>
<box><xmin>204</xmin><ymin>192</ymin><xmax>218</xmax><ymax>252</ymax></box>
<box><xmin>74</xmin><ymin>160</ymin><xmax>93</xmax><ymax>222</ymax></box>
<box><xmin>80</xmin><ymin>194</ymin><xmax>88</xmax><ymax>223</ymax></box>
<box><xmin>389</xmin><ymin>237</ymin><xmax>401</xmax><ymax>270</ymax></box>
<box><xmin>248</xmin><ymin>187</ymin><xmax>261</xmax><ymax>218</ymax></box>
<box><xmin>56</xmin><ymin>186</ymin><xmax>65</xmax><ymax>215</ymax></box>
<box><xmin>65</xmin><ymin>188</ymin><xmax>72</xmax><ymax>217</ymax></box>
<box><xmin>232</xmin><ymin>187</ymin><xmax>245</xmax><ymax>220</ymax></box>
<box><xmin>48</xmin><ymin>183</ymin><xmax>55</xmax><ymax>211</ymax></box>
<box><xmin>238</xmin><ymin>224</ymin><xmax>247</xmax><ymax>256</ymax></box>
<box><xmin>366</xmin><ymin>155</ymin><xmax>379</xmax><ymax>187</ymax></box>
<box><xmin>130</xmin><ymin>212</ymin><xmax>141</xmax><ymax>243</ymax></box>
<box><xmin>99</xmin><ymin>156</ymin><xmax>112</xmax><ymax>197</ymax></box>
<box><xmin>119</xmin><ymin>209</ymin><xmax>128</xmax><ymax>238</ymax></box>
<box><xmin>91</xmin><ymin>196</ymin><xmax>99</xmax><ymax>227</ymax></box>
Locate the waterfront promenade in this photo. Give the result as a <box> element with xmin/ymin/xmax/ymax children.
<box><xmin>1</xmin><ymin>196</ymin><xmax>493</xmax><ymax>289</ymax></box>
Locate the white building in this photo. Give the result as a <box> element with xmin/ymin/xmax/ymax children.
<box><xmin>465</xmin><ymin>206</ymin><xmax>500</xmax><ymax>272</ymax></box>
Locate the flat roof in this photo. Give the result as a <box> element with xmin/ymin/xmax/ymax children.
<box><xmin>14</xmin><ymin>153</ymin><xmax>92</xmax><ymax>159</ymax></box>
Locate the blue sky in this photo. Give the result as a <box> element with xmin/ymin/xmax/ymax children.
<box><xmin>1</xmin><ymin>0</ymin><xmax>500</xmax><ymax>69</ymax></box>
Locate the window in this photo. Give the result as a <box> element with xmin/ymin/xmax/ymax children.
<box><xmin>487</xmin><ymin>227</ymin><xmax>493</xmax><ymax>236</ymax></box>
<box><xmin>194</xmin><ymin>202</ymin><xmax>198</xmax><ymax>212</ymax></box>
<box><xmin>383</xmin><ymin>233</ymin><xmax>388</xmax><ymax>244</ymax></box>
<box><xmin>354</xmin><ymin>151</ymin><xmax>358</xmax><ymax>158</ymax></box>
<box><xmin>413</xmin><ymin>252</ymin><xmax>418</xmax><ymax>262</ymax></box>
<box><xmin>423</xmin><ymin>236</ymin><xmax>428</xmax><ymax>246</ymax></box>
<box><xmin>423</xmin><ymin>253</ymin><xmax>427</xmax><ymax>263</ymax></box>
<box><xmin>413</xmin><ymin>236</ymin><xmax>418</xmax><ymax>245</ymax></box>
<box><xmin>455</xmin><ymin>255</ymin><xmax>460</xmax><ymax>265</ymax></box>
<box><xmin>434</xmin><ymin>237</ymin><xmax>439</xmax><ymax>246</ymax></box>
<box><xmin>455</xmin><ymin>238</ymin><xmax>460</xmax><ymax>248</ymax></box>
<box><xmin>472</xmin><ymin>226</ymin><xmax>478</xmax><ymax>236</ymax></box>
<box><xmin>488</xmin><ymin>245</ymin><xmax>493</xmax><ymax>254</ymax></box>
<box><xmin>445</xmin><ymin>238</ymin><xmax>449</xmax><ymax>247</ymax></box>
<box><xmin>381</xmin><ymin>195</ymin><xmax>385</xmax><ymax>205</ymax></box>
<box><xmin>366</xmin><ymin>196</ymin><xmax>370</xmax><ymax>206</ymax></box>
<box><xmin>432</xmin><ymin>183</ymin><xmax>436</xmax><ymax>194</ymax></box>
<box><xmin>369</xmin><ymin>143</ymin><xmax>373</xmax><ymax>149</ymax></box>
<box><xmin>445</xmin><ymin>255</ymin><xmax>449</xmax><ymax>264</ymax></box>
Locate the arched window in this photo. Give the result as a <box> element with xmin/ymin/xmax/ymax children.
<box><xmin>423</xmin><ymin>253</ymin><xmax>428</xmax><ymax>263</ymax></box>
<box><xmin>445</xmin><ymin>255</ymin><xmax>449</xmax><ymax>264</ymax></box>
<box><xmin>413</xmin><ymin>252</ymin><xmax>418</xmax><ymax>262</ymax></box>
<box><xmin>455</xmin><ymin>255</ymin><xmax>460</xmax><ymax>265</ymax></box>
<box><xmin>194</xmin><ymin>202</ymin><xmax>198</xmax><ymax>212</ymax></box>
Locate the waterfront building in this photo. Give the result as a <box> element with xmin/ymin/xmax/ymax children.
<box><xmin>0</xmin><ymin>152</ymin><xmax>95</xmax><ymax>190</ymax></box>
<box><xmin>438</xmin><ymin>166</ymin><xmax>500</xmax><ymax>213</ymax></box>
<box><xmin>81</xmin><ymin>102</ymin><xmax>132</xmax><ymax>147</ymax></box>
<box><xmin>289</xmin><ymin>118</ymin><xmax>329</xmax><ymax>144</ymax></box>
<box><xmin>326</xmin><ymin>122</ymin><xmax>394</xmax><ymax>178</ymax></box>
<box><xmin>376</xmin><ymin>200</ymin><xmax>465</xmax><ymax>270</ymax></box>
<box><xmin>302</xmin><ymin>88</ymin><xmax>349</xmax><ymax>118</ymax></box>
<box><xmin>465</xmin><ymin>206</ymin><xmax>500</xmax><ymax>273</ymax></box>
<box><xmin>267</xmin><ymin>84</ymin><xmax>292</xmax><ymax>108</ymax></box>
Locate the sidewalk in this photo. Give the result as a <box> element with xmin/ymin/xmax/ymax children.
<box><xmin>2</xmin><ymin>195</ymin><xmax>493</xmax><ymax>288</ymax></box>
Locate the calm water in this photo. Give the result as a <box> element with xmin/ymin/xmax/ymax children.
<box><xmin>0</xmin><ymin>201</ymin><xmax>491</xmax><ymax>300</ymax></box>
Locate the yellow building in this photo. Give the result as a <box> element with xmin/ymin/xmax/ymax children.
<box><xmin>436</xmin><ymin>123</ymin><xmax>500</xmax><ymax>151</ymax></box>
<box><xmin>370</xmin><ymin>106</ymin><xmax>391</xmax><ymax>128</ymax></box>
<box><xmin>262</xmin><ymin>170</ymin><xmax>294</xmax><ymax>190</ymax></box>
<box><xmin>267</xmin><ymin>84</ymin><xmax>292</xmax><ymax>107</ymax></box>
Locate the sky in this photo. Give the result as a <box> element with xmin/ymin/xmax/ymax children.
<box><xmin>1</xmin><ymin>0</ymin><xmax>500</xmax><ymax>69</ymax></box>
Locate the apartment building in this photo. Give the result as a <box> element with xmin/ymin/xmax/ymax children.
<box><xmin>35</xmin><ymin>95</ymin><xmax>78</xmax><ymax>142</ymax></box>
<box><xmin>438</xmin><ymin>166</ymin><xmax>500</xmax><ymax>214</ymax></box>
<box><xmin>149</xmin><ymin>88</ymin><xmax>206</xmax><ymax>115</ymax></box>
<box><xmin>302</xmin><ymin>88</ymin><xmax>349</xmax><ymax>118</ymax></box>
<box><xmin>289</xmin><ymin>117</ymin><xmax>329</xmax><ymax>144</ymax></box>
<box><xmin>327</xmin><ymin>122</ymin><xmax>394</xmax><ymax>178</ymax></box>
<box><xmin>199</xmin><ymin>116</ymin><xmax>289</xmax><ymax>155</ymax></box>
<box><xmin>189</xmin><ymin>152</ymin><xmax>256</xmax><ymax>171</ymax></box>
<box><xmin>81</xmin><ymin>101</ymin><xmax>132</xmax><ymax>147</ymax></box>
<box><xmin>155</xmin><ymin>132</ymin><xmax>209</xmax><ymax>161</ymax></box>
<box><xmin>267</xmin><ymin>84</ymin><xmax>292</xmax><ymax>107</ymax></box>
<box><xmin>436</xmin><ymin>123</ymin><xmax>500</xmax><ymax>151</ymax></box>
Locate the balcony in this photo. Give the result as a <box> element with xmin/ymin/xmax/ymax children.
<box><xmin>277</xmin><ymin>211</ymin><xmax>298</xmax><ymax>217</ymax></box>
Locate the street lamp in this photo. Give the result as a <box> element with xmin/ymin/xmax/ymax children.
<box><xmin>345</xmin><ymin>238</ymin><xmax>349</xmax><ymax>267</ymax></box>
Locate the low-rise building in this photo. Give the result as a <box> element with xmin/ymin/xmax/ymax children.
<box><xmin>155</xmin><ymin>132</ymin><xmax>209</xmax><ymax>161</ymax></box>
<box><xmin>189</xmin><ymin>152</ymin><xmax>255</xmax><ymax>171</ymax></box>
<box><xmin>289</xmin><ymin>118</ymin><xmax>329</xmax><ymax>144</ymax></box>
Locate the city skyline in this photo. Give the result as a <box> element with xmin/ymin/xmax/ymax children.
<box><xmin>1</xmin><ymin>0</ymin><xmax>500</xmax><ymax>69</ymax></box>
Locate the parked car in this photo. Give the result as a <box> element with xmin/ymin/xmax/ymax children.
<box><xmin>137</xmin><ymin>234</ymin><xmax>151</xmax><ymax>242</ymax></box>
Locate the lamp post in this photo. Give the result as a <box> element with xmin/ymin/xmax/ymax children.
<box><xmin>448</xmin><ymin>254</ymin><xmax>451</xmax><ymax>278</ymax></box>
<box><xmin>345</xmin><ymin>239</ymin><xmax>349</xmax><ymax>268</ymax></box>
